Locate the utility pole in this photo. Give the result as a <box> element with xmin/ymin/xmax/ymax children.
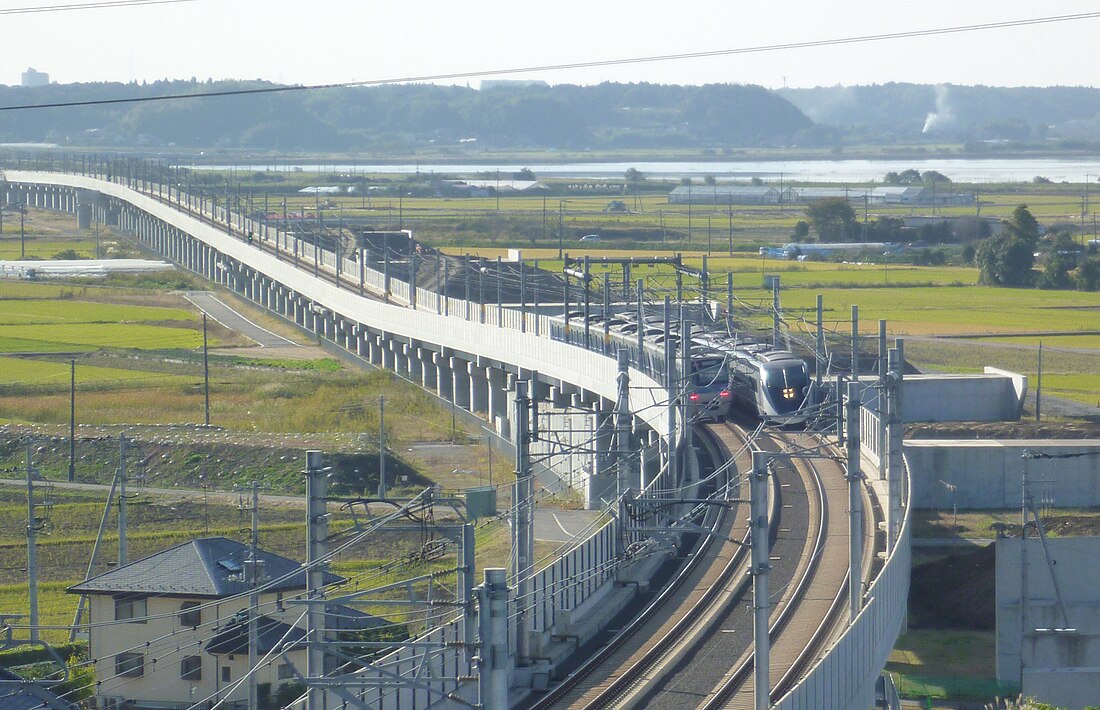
<box><xmin>665</xmin><ymin>296</ymin><xmax>678</xmax><ymax>491</ymax></box>
<box><xmin>512</xmin><ymin>381</ymin><xmax>534</xmax><ymax>664</ymax></box>
<box><xmin>1036</xmin><ymin>342</ymin><xmax>1043</xmax><ymax>423</ymax></box>
<box><xmin>728</xmin><ymin>195</ymin><xmax>734</xmax><ymax>256</ymax></box>
<box><xmin>815</xmin><ymin>295</ymin><xmax>825</xmax><ymax>393</ymax></box>
<box><xmin>243</xmin><ymin>480</ymin><xmax>264</xmax><ymax>710</ymax></box>
<box><xmin>750</xmin><ymin>451</ymin><xmax>770</xmax><ymax>710</ymax></box>
<box><xmin>557</xmin><ymin>200</ymin><xmax>564</xmax><ymax>259</ymax></box>
<box><xmin>846</xmin><ymin>382</ymin><xmax>863</xmax><ymax>621</ymax></box>
<box><xmin>118</xmin><ymin>433</ymin><xmax>129</xmax><ymax>566</ymax></box>
<box><xmin>20</xmin><ymin>204</ymin><xmax>26</xmax><ymax>259</ymax></box>
<box><xmin>771</xmin><ymin>276</ymin><xmax>781</xmax><ymax>348</ymax></box>
<box><xmin>304</xmin><ymin>451</ymin><xmax>328</xmax><ymax>710</ymax></box>
<box><xmin>26</xmin><ymin>442</ymin><xmax>40</xmax><ymax>641</ymax></box>
<box><xmin>203</xmin><ymin>313</ymin><xmax>210</xmax><ymax>427</ymax></box>
<box><xmin>478</xmin><ymin>568</ymin><xmax>510</xmax><ymax>710</ymax></box>
<box><xmin>680</xmin><ymin>316</ymin><xmax>693</xmax><ymax>456</ymax></box>
<box><xmin>615</xmin><ymin>350</ymin><xmax>633</xmax><ymax>552</ymax></box>
<box><xmin>69</xmin><ymin>358</ymin><xmax>76</xmax><ymax>482</ymax></box>
<box><xmin>378</xmin><ymin>396</ymin><xmax>387</xmax><ymax>499</ymax></box>
<box><xmin>886</xmin><ymin>342</ymin><xmax>905</xmax><ymax>551</ymax></box>
<box><xmin>879</xmin><ymin>320</ymin><xmax>888</xmax><ymax>474</ymax></box>
<box><xmin>851</xmin><ymin>305</ymin><xmax>860</xmax><ymax>381</ymax></box>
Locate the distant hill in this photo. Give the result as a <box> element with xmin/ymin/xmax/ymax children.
<box><xmin>0</xmin><ymin>80</ymin><xmax>814</xmax><ymax>152</ymax></box>
<box><xmin>779</xmin><ymin>83</ymin><xmax>1100</xmax><ymax>144</ymax></box>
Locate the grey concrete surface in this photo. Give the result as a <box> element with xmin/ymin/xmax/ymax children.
<box><xmin>184</xmin><ymin>290</ymin><xmax>298</xmax><ymax>348</ymax></box>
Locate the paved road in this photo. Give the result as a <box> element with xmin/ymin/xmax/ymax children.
<box><xmin>533</xmin><ymin>509</ymin><xmax>603</xmax><ymax>543</ymax></box>
<box><xmin>184</xmin><ymin>291</ymin><xmax>298</xmax><ymax>348</ymax></box>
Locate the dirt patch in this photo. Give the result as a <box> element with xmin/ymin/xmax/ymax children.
<box><xmin>909</xmin><ymin>544</ymin><xmax>996</xmax><ymax>630</ymax></box>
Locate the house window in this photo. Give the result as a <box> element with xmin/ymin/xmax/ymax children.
<box><xmin>114</xmin><ymin>596</ymin><xmax>147</xmax><ymax>623</ymax></box>
<box><xmin>277</xmin><ymin>663</ymin><xmax>295</xmax><ymax>680</ymax></box>
<box><xmin>115</xmin><ymin>652</ymin><xmax>144</xmax><ymax>678</ymax></box>
<box><xmin>180</xmin><ymin>655</ymin><xmax>202</xmax><ymax>681</ymax></box>
<box><xmin>179</xmin><ymin>601</ymin><xmax>201</xmax><ymax>627</ymax></box>
<box><xmin>221</xmin><ymin>666</ymin><xmax>231</xmax><ymax>683</ymax></box>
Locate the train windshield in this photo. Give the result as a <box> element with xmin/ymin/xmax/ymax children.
<box><xmin>763</xmin><ymin>364</ymin><xmax>809</xmax><ymax>414</ymax></box>
<box><xmin>692</xmin><ymin>358</ymin><xmax>729</xmax><ymax>388</ymax></box>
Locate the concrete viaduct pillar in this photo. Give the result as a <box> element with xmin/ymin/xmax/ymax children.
<box><xmin>434</xmin><ymin>352</ymin><xmax>452</xmax><ymax>401</ymax></box>
<box><xmin>420</xmin><ymin>348</ymin><xmax>438</xmax><ymax>391</ymax></box>
<box><xmin>469</xmin><ymin>363</ymin><xmax>488</xmax><ymax>416</ymax></box>
<box><xmin>452</xmin><ymin>358</ymin><xmax>471</xmax><ymax>411</ymax></box>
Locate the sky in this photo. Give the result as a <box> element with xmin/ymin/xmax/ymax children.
<box><xmin>3</xmin><ymin>0</ymin><xmax>1100</xmax><ymax>90</ymax></box>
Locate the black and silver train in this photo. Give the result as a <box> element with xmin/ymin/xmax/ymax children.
<box><xmin>552</xmin><ymin>310</ymin><xmax>813</xmax><ymax>424</ymax></box>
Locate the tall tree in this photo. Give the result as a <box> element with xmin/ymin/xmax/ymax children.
<box><xmin>625</xmin><ymin>168</ymin><xmax>645</xmax><ymax>211</ymax></box>
<box><xmin>976</xmin><ymin>234</ymin><xmax>1035</xmax><ymax>286</ymax></box>
<box><xmin>806</xmin><ymin>197</ymin><xmax>857</xmax><ymax>242</ymax></box>
<box><xmin>1005</xmin><ymin>204</ymin><xmax>1040</xmax><ymax>246</ymax></box>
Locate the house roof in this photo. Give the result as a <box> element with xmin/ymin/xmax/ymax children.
<box><xmin>204</xmin><ymin>605</ymin><xmax>383</xmax><ymax>655</ymax></box>
<box><xmin>0</xmin><ymin>669</ymin><xmax>76</xmax><ymax>710</ymax></box>
<box><xmin>67</xmin><ymin>537</ymin><xmax>343</xmax><ymax>598</ymax></box>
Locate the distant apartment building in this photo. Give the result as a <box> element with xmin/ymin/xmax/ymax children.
<box><xmin>21</xmin><ymin>67</ymin><xmax>49</xmax><ymax>87</ymax></box>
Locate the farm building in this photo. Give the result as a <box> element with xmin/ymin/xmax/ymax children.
<box><xmin>667</xmin><ymin>184</ymin><xmax>789</xmax><ymax>205</ymax></box>
<box><xmin>790</xmin><ymin>186</ymin><xmax>975</xmax><ymax>206</ymax></box>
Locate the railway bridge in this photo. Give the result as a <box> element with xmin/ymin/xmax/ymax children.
<box><xmin>2</xmin><ymin>166</ymin><xmax>910</xmax><ymax>710</ymax></box>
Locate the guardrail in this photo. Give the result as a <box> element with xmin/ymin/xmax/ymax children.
<box><xmin>774</xmin><ymin>455</ymin><xmax>911</xmax><ymax>710</ymax></box>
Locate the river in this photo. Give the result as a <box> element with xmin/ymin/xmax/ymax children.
<box><xmin>183</xmin><ymin>157</ymin><xmax>1100</xmax><ymax>184</ymax></box>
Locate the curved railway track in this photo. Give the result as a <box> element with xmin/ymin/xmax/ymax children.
<box><xmin>533</xmin><ymin>421</ymin><xmax>861</xmax><ymax>710</ymax></box>
<box><xmin>529</xmin><ymin>422</ymin><xmax>758</xmax><ymax>710</ymax></box>
<box><xmin>695</xmin><ymin>428</ymin><xmax>852</xmax><ymax>710</ymax></box>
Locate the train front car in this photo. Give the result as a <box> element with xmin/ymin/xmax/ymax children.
<box><xmin>687</xmin><ymin>354</ymin><xmax>733</xmax><ymax>422</ymax></box>
<box><xmin>757</xmin><ymin>352</ymin><xmax>812</xmax><ymax>424</ymax></box>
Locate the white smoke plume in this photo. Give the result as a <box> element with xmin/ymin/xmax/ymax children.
<box><xmin>922</xmin><ymin>84</ymin><xmax>956</xmax><ymax>134</ymax></box>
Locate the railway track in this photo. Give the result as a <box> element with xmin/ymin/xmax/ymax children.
<box><xmin>533</xmin><ymin>420</ymin><xmax>859</xmax><ymax>710</ymax></box>
<box><xmin>697</xmin><ymin>429</ymin><xmax>854</xmax><ymax>710</ymax></box>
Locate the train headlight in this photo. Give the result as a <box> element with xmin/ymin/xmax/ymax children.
<box><xmin>782</xmin><ymin>387</ymin><xmax>796</xmax><ymax>399</ymax></box>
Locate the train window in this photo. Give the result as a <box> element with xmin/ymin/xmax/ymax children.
<box><xmin>691</xmin><ymin>359</ymin><xmax>728</xmax><ymax>387</ymax></box>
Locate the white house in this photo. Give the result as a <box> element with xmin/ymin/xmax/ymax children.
<box><xmin>68</xmin><ymin>537</ymin><xmax>377</xmax><ymax>710</ymax></box>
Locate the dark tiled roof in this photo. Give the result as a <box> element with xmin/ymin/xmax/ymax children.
<box><xmin>0</xmin><ymin>669</ymin><xmax>76</xmax><ymax>710</ymax></box>
<box><xmin>204</xmin><ymin>606</ymin><xmax>381</xmax><ymax>655</ymax></box>
<box><xmin>67</xmin><ymin>537</ymin><xmax>342</xmax><ymax>597</ymax></box>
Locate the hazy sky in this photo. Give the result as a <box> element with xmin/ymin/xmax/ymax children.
<box><xmin>4</xmin><ymin>0</ymin><xmax>1100</xmax><ymax>90</ymax></box>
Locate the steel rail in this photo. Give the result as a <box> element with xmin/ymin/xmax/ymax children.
<box><xmin>530</xmin><ymin>422</ymin><xmax>759</xmax><ymax>710</ymax></box>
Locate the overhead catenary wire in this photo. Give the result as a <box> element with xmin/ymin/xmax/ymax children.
<box><xmin>0</xmin><ymin>0</ymin><xmax>195</xmax><ymax>16</ymax></box>
<box><xmin>2</xmin><ymin>11</ymin><xmax>1099</xmax><ymax>112</ymax></box>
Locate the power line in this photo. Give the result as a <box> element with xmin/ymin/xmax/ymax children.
<box><xmin>2</xmin><ymin>10</ymin><xmax>1099</xmax><ymax>113</ymax></box>
<box><xmin>0</xmin><ymin>0</ymin><xmax>196</xmax><ymax>16</ymax></box>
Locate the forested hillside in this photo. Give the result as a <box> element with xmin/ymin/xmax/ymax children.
<box><xmin>0</xmin><ymin>80</ymin><xmax>814</xmax><ymax>152</ymax></box>
<box><xmin>780</xmin><ymin>83</ymin><xmax>1100</xmax><ymax>145</ymax></box>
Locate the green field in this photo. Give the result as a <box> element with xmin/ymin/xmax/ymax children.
<box><xmin>0</xmin><ymin>323</ymin><xmax>203</xmax><ymax>352</ymax></box>
<box><xmin>0</xmin><ymin>356</ymin><xmax>193</xmax><ymax>390</ymax></box>
<box><xmin>0</xmin><ymin>299</ymin><xmax>194</xmax><ymax>325</ymax></box>
<box><xmin>0</xmin><ymin>237</ymin><xmax>98</xmax><ymax>260</ymax></box>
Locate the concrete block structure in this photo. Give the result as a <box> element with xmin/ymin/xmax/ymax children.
<box><xmin>904</xmin><ymin>440</ymin><xmax>1100</xmax><ymax>509</ymax></box>
<box><xmin>997</xmin><ymin>537</ymin><xmax>1100</xmax><ymax>709</ymax></box>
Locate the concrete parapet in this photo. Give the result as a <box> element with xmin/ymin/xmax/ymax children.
<box><xmin>905</xmin><ymin>439</ymin><xmax>1100</xmax><ymax>509</ymax></box>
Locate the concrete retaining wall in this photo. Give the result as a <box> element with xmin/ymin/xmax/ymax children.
<box><xmin>905</xmin><ymin>440</ymin><xmax>1100</xmax><ymax>510</ymax></box>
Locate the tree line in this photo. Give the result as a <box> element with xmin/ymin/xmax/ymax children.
<box><xmin>799</xmin><ymin>198</ymin><xmax>1098</xmax><ymax>290</ymax></box>
<box><xmin>0</xmin><ymin>80</ymin><xmax>813</xmax><ymax>152</ymax></box>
